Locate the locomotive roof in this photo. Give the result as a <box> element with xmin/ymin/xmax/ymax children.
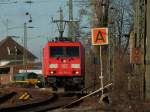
<box><xmin>47</xmin><ymin>41</ymin><xmax>82</xmax><ymax>46</ymax></box>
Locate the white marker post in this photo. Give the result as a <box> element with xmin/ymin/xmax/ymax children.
<box><xmin>100</xmin><ymin>46</ymin><xmax>104</xmax><ymax>95</ymax></box>
<box><xmin>91</xmin><ymin>28</ymin><xmax>108</xmax><ymax>95</ymax></box>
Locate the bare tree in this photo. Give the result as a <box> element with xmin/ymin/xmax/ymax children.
<box><xmin>109</xmin><ymin>0</ymin><xmax>134</xmax><ymax>53</ymax></box>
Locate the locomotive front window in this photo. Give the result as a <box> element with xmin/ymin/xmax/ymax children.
<box><xmin>50</xmin><ymin>46</ymin><xmax>64</xmax><ymax>57</ymax></box>
<box><xmin>66</xmin><ymin>46</ymin><xmax>79</xmax><ymax>57</ymax></box>
<box><xmin>50</xmin><ymin>46</ymin><xmax>79</xmax><ymax>57</ymax></box>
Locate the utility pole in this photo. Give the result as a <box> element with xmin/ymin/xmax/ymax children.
<box><xmin>68</xmin><ymin>0</ymin><xmax>73</xmax><ymax>38</ymax></box>
<box><xmin>23</xmin><ymin>23</ymin><xmax>27</xmax><ymax>72</ymax></box>
<box><xmin>67</xmin><ymin>0</ymin><xmax>79</xmax><ymax>40</ymax></box>
<box><xmin>59</xmin><ymin>7</ymin><xmax>64</xmax><ymax>38</ymax></box>
<box><xmin>6</xmin><ymin>19</ymin><xmax>8</xmax><ymax>37</ymax></box>
<box><xmin>23</xmin><ymin>12</ymin><xmax>32</xmax><ymax>72</ymax></box>
<box><xmin>69</xmin><ymin>0</ymin><xmax>73</xmax><ymax>21</ymax></box>
<box><xmin>52</xmin><ymin>7</ymin><xmax>68</xmax><ymax>39</ymax></box>
<box><xmin>52</xmin><ymin>2</ymin><xmax>79</xmax><ymax>40</ymax></box>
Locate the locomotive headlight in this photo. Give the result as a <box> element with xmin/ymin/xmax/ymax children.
<box><xmin>50</xmin><ymin>71</ymin><xmax>56</xmax><ymax>74</ymax></box>
<box><xmin>50</xmin><ymin>71</ymin><xmax>54</xmax><ymax>74</ymax></box>
<box><xmin>75</xmin><ymin>71</ymin><xmax>79</xmax><ymax>74</ymax></box>
<box><xmin>49</xmin><ymin>64</ymin><xmax>58</xmax><ymax>68</ymax></box>
<box><xmin>71</xmin><ymin>64</ymin><xmax>80</xmax><ymax>68</ymax></box>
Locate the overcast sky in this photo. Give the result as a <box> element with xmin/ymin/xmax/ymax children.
<box><xmin>0</xmin><ymin>0</ymin><xmax>80</xmax><ymax>60</ymax></box>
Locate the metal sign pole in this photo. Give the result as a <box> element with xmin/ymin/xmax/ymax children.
<box><xmin>100</xmin><ymin>46</ymin><xmax>104</xmax><ymax>95</ymax></box>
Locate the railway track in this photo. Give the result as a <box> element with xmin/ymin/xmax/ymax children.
<box><xmin>0</xmin><ymin>93</ymin><xmax>79</xmax><ymax>112</ymax></box>
<box><xmin>0</xmin><ymin>93</ymin><xmax>57</xmax><ymax>112</ymax></box>
<box><xmin>0</xmin><ymin>92</ymin><xmax>17</xmax><ymax>104</ymax></box>
<box><xmin>0</xmin><ymin>83</ymin><xmax>112</xmax><ymax>112</ymax></box>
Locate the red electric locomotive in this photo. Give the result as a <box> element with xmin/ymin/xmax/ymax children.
<box><xmin>43</xmin><ymin>39</ymin><xmax>85</xmax><ymax>91</ymax></box>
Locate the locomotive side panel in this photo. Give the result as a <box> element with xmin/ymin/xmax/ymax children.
<box><xmin>43</xmin><ymin>43</ymin><xmax>49</xmax><ymax>77</ymax></box>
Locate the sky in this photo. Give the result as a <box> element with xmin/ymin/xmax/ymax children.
<box><xmin>0</xmin><ymin>0</ymin><xmax>80</xmax><ymax>60</ymax></box>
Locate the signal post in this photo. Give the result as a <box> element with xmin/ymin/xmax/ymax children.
<box><xmin>91</xmin><ymin>27</ymin><xmax>109</xmax><ymax>98</ymax></box>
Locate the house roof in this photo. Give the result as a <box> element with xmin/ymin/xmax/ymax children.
<box><xmin>0</xmin><ymin>36</ymin><xmax>37</xmax><ymax>60</ymax></box>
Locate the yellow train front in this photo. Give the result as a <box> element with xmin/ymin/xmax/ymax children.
<box><xmin>43</xmin><ymin>40</ymin><xmax>85</xmax><ymax>92</ymax></box>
